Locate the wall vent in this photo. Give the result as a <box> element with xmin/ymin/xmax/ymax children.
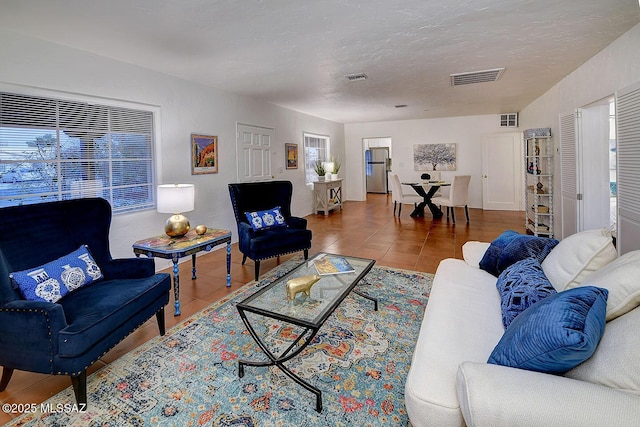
<box><xmin>450</xmin><ymin>68</ymin><xmax>505</xmax><ymax>86</ymax></box>
<box><xmin>500</xmin><ymin>113</ymin><xmax>519</xmax><ymax>127</ymax></box>
<box><xmin>345</xmin><ymin>73</ymin><xmax>368</xmax><ymax>81</ymax></box>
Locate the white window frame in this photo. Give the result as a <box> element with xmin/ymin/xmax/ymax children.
<box><xmin>0</xmin><ymin>85</ymin><xmax>159</xmax><ymax>214</ymax></box>
<box><xmin>303</xmin><ymin>132</ymin><xmax>330</xmax><ymax>185</ymax></box>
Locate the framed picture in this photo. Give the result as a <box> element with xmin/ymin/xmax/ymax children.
<box><xmin>191</xmin><ymin>134</ymin><xmax>218</xmax><ymax>174</ymax></box>
<box><xmin>413</xmin><ymin>143</ymin><xmax>457</xmax><ymax>171</ymax></box>
<box><xmin>285</xmin><ymin>143</ymin><xmax>298</xmax><ymax>169</ymax></box>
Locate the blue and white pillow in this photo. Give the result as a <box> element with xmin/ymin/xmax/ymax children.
<box><xmin>496</xmin><ymin>257</ymin><xmax>557</xmax><ymax>328</ymax></box>
<box><xmin>245</xmin><ymin>206</ymin><xmax>287</xmax><ymax>231</ymax></box>
<box><xmin>10</xmin><ymin>245</ymin><xmax>103</xmax><ymax>303</ymax></box>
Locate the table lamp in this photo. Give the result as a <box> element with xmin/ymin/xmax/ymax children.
<box><xmin>157</xmin><ymin>184</ymin><xmax>195</xmax><ymax>237</ymax></box>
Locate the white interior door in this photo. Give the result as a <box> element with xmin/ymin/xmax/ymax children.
<box><xmin>615</xmin><ymin>81</ymin><xmax>640</xmax><ymax>255</ymax></box>
<box><xmin>236</xmin><ymin>123</ymin><xmax>274</xmax><ymax>182</ymax></box>
<box><xmin>559</xmin><ymin>111</ymin><xmax>580</xmax><ymax>238</ymax></box>
<box><xmin>481</xmin><ymin>132</ymin><xmax>523</xmax><ymax>210</ymax></box>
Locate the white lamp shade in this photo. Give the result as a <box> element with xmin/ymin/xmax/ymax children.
<box><xmin>157</xmin><ymin>184</ymin><xmax>195</xmax><ymax>214</ymax></box>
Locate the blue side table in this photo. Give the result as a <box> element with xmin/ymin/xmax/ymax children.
<box><xmin>133</xmin><ymin>228</ymin><xmax>232</xmax><ymax>315</ymax></box>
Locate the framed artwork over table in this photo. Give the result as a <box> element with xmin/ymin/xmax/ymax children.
<box><xmin>413</xmin><ymin>143</ymin><xmax>457</xmax><ymax>171</ymax></box>
<box><xmin>286</xmin><ymin>143</ymin><xmax>298</xmax><ymax>169</ymax></box>
<box><xmin>191</xmin><ymin>134</ymin><xmax>218</xmax><ymax>174</ymax></box>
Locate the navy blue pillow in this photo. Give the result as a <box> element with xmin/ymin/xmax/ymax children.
<box><xmin>245</xmin><ymin>206</ymin><xmax>287</xmax><ymax>231</ymax></box>
<box><xmin>479</xmin><ymin>230</ymin><xmax>559</xmax><ymax>277</ymax></box>
<box><xmin>488</xmin><ymin>286</ymin><xmax>608</xmax><ymax>374</ymax></box>
<box><xmin>496</xmin><ymin>258</ymin><xmax>557</xmax><ymax>328</ymax></box>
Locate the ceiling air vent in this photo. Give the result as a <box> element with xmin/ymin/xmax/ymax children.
<box><xmin>450</xmin><ymin>68</ymin><xmax>505</xmax><ymax>86</ymax></box>
<box><xmin>345</xmin><ymin>72</ymin><xmax>368</xmax><ymax>82</ymax></box>
<box><xmin>500</xmin><ymin>113</ymin><xmax>519</xmax><ymax>127</ymax></box>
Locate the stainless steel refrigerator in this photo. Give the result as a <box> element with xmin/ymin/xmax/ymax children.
<box><xmin>366</xmin><ymin>148</ymin><xmax>391</xmax><ymax>193</ymax></box>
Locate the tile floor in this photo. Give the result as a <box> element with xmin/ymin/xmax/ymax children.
<box><xmin>0</xmin><ymin>193</ymin><xmax>525</xmax><ymax>424</ymax></box>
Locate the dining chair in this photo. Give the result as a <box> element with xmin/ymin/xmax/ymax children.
<box><xmin>390</xmin><ymin>174</ymin><xmax>423</xmax><ymax>217</ymax></box>
<box><xmin>430</xmin><ymin>175</ymin><xmax>471</xmax><ymax>223</ymax></box>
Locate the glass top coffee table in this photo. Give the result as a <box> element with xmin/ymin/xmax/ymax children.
<box><xmin>236</xmin><ymin>253</ymin><xmax>377</xmax><ymax>412</ymax></box>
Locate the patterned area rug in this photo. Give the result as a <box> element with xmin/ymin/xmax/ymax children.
<box><xmin>8</xmin><ymin>259</ymin><xmax>433</xmax><ymax>427</ymax></box>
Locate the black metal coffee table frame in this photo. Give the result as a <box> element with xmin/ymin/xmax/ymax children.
<box><xmin>236</xmin><ymin>254</ymin><xmax>377</xmax><ymax>412</ymax></box>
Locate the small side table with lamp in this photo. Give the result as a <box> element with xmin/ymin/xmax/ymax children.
<box><xmin>132</xmin><ymin>184</ymin><xmax>232</xmax><ymax>315</ymax></box>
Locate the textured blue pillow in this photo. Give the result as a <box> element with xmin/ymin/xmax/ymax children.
<box><xmin>245</xmin><ymin>206</ymin><xmax>287</xmax><ymax>231</ymax></box>
<box><xmin>488</xmin><ymin>286</ymin><xmax>608</xmax><ymax>374</ymax></box>
<box><xmin>10</xmin><ymin>245</ymin><xmax>104</xmax><ymax>303</ymax></box>
<box><xmin>479</xmin><ymin>230</ymin><xmax>559</xmax><ymax>277</ymax></box>
<box><xmin>496</xmin><ymin>258</ymin><xmax>557</xmax><ymax>328</ymax></box>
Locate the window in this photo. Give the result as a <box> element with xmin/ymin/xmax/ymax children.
<box><xmin>303</xmin><ymin>132</ymin><xmax>330</xmax><ymax>184</ymax></box>
<box><xmin>0</xmin><ymin>91</ymin><xmax>155</xmax><ymax>213</ymax></box>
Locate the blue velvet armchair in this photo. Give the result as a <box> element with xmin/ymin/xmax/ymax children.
<box><xmin>229</xmin><ymin>181</ymin><xmax>312</xmax><ymax>280</ymax></box>
<box><xmin>0</xmin><ymin>198</ymin><xmax>171</xmax><ymax>405</ymax></box>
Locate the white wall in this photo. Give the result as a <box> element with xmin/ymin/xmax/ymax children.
<box><xmin>345</xmin><ymin>115</ymin><xmax>515</xmax><ymax>208</ymax></box>
<box><xmin>0</xmin><ymin>29</ymin><xmax>344</xmax><ymax>268</ymax></box>
<box><xmin>519</xmin><ymin>23</ymin><xmax>640</xmax><ymax>238</ymax></box>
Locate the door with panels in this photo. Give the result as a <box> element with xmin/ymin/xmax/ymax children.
<box><xmin>236</xmin><ymin>123</ymin><xmax>274</xmax><ymax>182</ymax></box>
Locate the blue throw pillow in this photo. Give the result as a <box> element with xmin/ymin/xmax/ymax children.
<box><xmin>10</xmin><ymin>245</ymin><xmax>104</xmax><ymax>303</ymax></box>
<box><xmin>245</xmin><ymin>206</ymin><xmax>287</xmax><ymax>231</ymax></box>
<box><xmin>496</xmin><ymin>258</ymin><xmax>557</xmax><ymax>328</ymax></box>
<box><xmin>488</xmin><ymin>286</ymin><xmax>608</xmax><ymax>374</ymax></box>
<box><xmin>479</xmin><ymin>230</ymin><xmax>559</xmax><ymax>277</ymax></box>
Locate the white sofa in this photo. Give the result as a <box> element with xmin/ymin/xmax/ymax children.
<box><xmin>405</xmin><ymin>229</ymin><xmax>640</xmax><ymax>427</ymax></box>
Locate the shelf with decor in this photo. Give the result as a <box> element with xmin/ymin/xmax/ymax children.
<box><xmin>523</xmin><ymin>129</ymin><xmax>553</xmax><ymax>237</ymax></box>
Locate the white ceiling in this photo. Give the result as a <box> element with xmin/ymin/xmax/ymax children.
<box><xmin>0</xmin><ymin>0</ymin><xmax>638</xmax><ymax>123</ymax></box>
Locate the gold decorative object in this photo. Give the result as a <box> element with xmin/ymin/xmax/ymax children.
<box><xmin>164</xmin><ymin>214</ymin><xmax>191</xmax><ymax>237</ymax></box>
<box><xmin>286</xmin><ymin>275</ymin><xmax>321</xmax><ymax>301</ymax></box>
<box><xmin>195</xmin><ymin>225</ymin><xmax>207</xmax><ymax>235</ymax></box>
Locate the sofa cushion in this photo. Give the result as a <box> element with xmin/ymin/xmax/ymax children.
<box><xmin>541</xmin><ymin>228</ymin><xmax>617</xmax><ymax>291</ymax></box>
<box><xmin>479</xmin><ymin>230</ymin><xmax>558</xmax><ymax>277</ymax></box>
<box><xmin>10</xmin><ymin>245</ymin><xmax>103</xmax><ymax>303</ymax></box>
<box><xmin>574</xmin><ymin>250</ymin><xmax>640</xmax><ymax>321</ymax></box>
<box><xmin>565</xmin><ymin>306</ymin><xmax>640</xmax><ymax>394</ymax></box>
<box><xmin>405</xmin><ymin>259</ymin><xmax>504</xmax><ymax>427</ymax></box>
<box><xmin>496</xmin><ymin>258</ymin><xmax>557</xmax><ymax>328</ymax></box>
<box><xmin>245</xmin><ymin>206</ymin><xmax>287</xmax><ymax>231</ymax></box>
<box><xmin>488</xmin><ymin>286</ymin><xmax>608</xmax><ymax>374</ymax></box>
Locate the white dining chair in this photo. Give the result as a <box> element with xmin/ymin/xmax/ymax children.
<box><xmin>390</xmin><ymin>174</ymin><xmax>422</xmax><ymax>217</ymax></box>
<box><xmin>430</xmin><ymin>175</ymin><xmax>471</xmax><ymax>223</ymax></box>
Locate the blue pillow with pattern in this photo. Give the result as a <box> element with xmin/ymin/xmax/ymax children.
<box><xmin>488</xmin><ymin>286</ymin><xmax>608</xmax><ymax>374</ymax></box>
<box><xmin>480</xmin><ymin>230</ymin><xmax>559</xmax><ymax>277</ymax></box>
<box><xmin>496</xmin><ymin>257</ymin><xmax>557</xmax><ymax>328</ymax></box>
<box><xmin>245</xmin><ymin>206</ymin><xmax>287</xmax><ymax>231</ymax></box>
<box><xmin>10</xmin><ymin>245</ymin><xmax>104</xmax><ymax>303</ymax></box>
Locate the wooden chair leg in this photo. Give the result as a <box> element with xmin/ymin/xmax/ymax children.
<box><xmin>254</xmin><ymin>260</ymin><xmax>261</xmax><ymax>281</ymax></box>
<box><xmin>242</xmin><ymin>254</ymin><xmax>247</xmax><ymax>265</ymax></box>
<box><xmin>71</xmin><ymin>371</ymin><xmax>87</xmax><ymax>405</ymax></box>
<box><xmin>465</xmin><ymin>205</ymin><xmax>470</xmax><ymax>223</ymax></box>
<box><xmin>398</xmin><ymin>203</ymin><xmax>402</xmax><ymax>217</ymax></box>
<box><xmin>451</xmin><ymin>207</ymin><xmax>456</xmax><ymax>224</ymax></box>
<box><xmin>304</xmin><ymin>249</ymin><xmax>309</xmax><ymax>260</ymax></box>
<box><xmin>393</xmin><ymin>201</ymin><xmax>397</xmax><ymax>215</ymax></box>
<box><xmin>156</xmin><ymin>307</ymin><xmax>166</xmax><ymax>336</ymax></box>
<box><xmin>0</xmin><ymin>367</ymin><xmax>14</xmax><ymax>391</ymax></box>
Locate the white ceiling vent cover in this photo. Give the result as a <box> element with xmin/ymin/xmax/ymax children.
<box><xmin>450</xmin><ymin>68</ymin><xmax>505</xmax><ymax>86</ymax></box>
<box><xmin>345</xmin><ymin>73</ymin><xmax>368</xmax><ymax>82</ymax></box>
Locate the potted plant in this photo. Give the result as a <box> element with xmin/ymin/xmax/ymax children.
<box><xmin>330</xmin><ymin>157</ymin><xmax>341</xmax><ymax>180</ymax></box>
<box><xmin>313</xmin><ymin>160</ymin><xmax>326</xmax><ymax>181</ymax></box>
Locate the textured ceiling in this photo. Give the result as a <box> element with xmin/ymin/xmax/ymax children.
<box><xmin>0</xmin><ymin>0</ymin><xmax>638</xmax><ymax>123</ymax></box>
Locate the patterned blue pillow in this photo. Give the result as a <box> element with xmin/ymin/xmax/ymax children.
<box><xmin>488</xmin><ymin>286</ymin><xmax>608</xmax><ymax>374</ymax></box>
<box><xmin>479</xmin><ymin>230</ymin><xmax>559</xmax><ymax>277</ymax></box>
<box><xmin>10</xmin><ymin>245</ymin><xmax>104</xmax><ymax>303</ymax></box>
<box><xmin>496</xmin><ymin>258</ymin><xmax>557</xmax><ymax>328</ymax></box>
<box><xmin>245</xmin><ymin>206</ymin><xmax>287</xmax><ymax>231</ymax></box>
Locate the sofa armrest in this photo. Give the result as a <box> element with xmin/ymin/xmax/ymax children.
<box><xmin>456</xmin><ymin>362</ymin><xmax>640</xmax><ymax>427</ymax></box>
<box><xmin>461</xmin><ymin>241</ymin><xmax>490</xmax><ymax>268</ymax></box>
<box><xmin>101</xmin><ymin>257</ymin><xmax>156</xmax><ymax>280</ymax></box>
<box><xmin>287</xmin><ymin>216</ymin><xmax>307</xmax><ymax>230</ymax></box>
<box><xmin>0</xmin><ymin>301</ymin><xmax>67</xmax><ymax>370</ymax></box>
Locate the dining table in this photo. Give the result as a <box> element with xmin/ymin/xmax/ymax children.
<box><xmin>402</xmin><ymin>181</ymin><xmax>451</xmax><ymax>218</ymax></box>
